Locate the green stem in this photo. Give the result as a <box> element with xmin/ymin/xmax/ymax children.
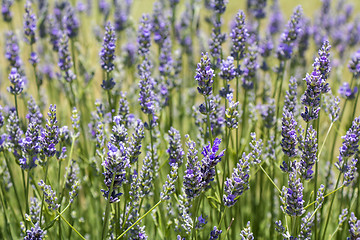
<box><xmin>321</xmin><ymin>173</ymin><xmax>342</xmax><ymax>239</ymax></box>
<box><xmin>117</xmin><ymin>200</ymin><xmax>163</xmax><ymax>240</ymax></box>
<box><xmin>39</xmin><ymin>158</ymin><xmax>50</xmax><ymax>227</ymax></box>
<box><xmin>57</xmin><ymin>209</ymin><xmax>85</xmax><ymax>240</ymax></box>
<box><xmin>205</xmin><ymin>96</ymin><xmax>213</xmax><ymax>144</ymax></box>
<box><xmin>259</xmin><ymin>165</ymin><xmax>281</xmax><ymax>193</ymax></box>
<box><xmin>101</xmin><ymin>173</ymin><xmax>116</xmax><ymax>240</ymax></box>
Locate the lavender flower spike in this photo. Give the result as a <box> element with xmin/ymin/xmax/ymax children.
<box><xmin>230</xmin><ymin>10</ymin><xmax>248</xmax><ymax>60</ymax></box>
<box><xmin>281</xmin><ymin>108</ymin><xmax>297</xmax><ymax>158</ymax></box>
<box><xmin>348</xmin><ymin>212</ymin><xmax>360</xmax><ymax>239</ymax></box>
<box><xmin>195</xmin><ymin>52</ymin><xmax>215</xmax><ymax>96</ymax></box>
<box><xmin>137</xmin><ymin>14</ymin><xmax>152</xmax><ymax>57</ymax></box>
<box><xmin>23</xmin><ymin>1</ymin><xmax>37</xmax><ymax>45</ymax></box>
<box><xmin>223</xmin><ymin>153</ymin><xmax>250</xmax><ymax>207</ymax></box>
<box><xmin>277</xmin><ymin>6</ymin><xmax>303</xmax><ymax>60</ymax></box>
<box><xmin>7</xmin><ymin>68</ymin><xmax>24</xmax><ymax>95</ymax></box>
<box><xmin>2</xmin><ymin>0</ymin><xmax>13</xmax><ymax>22</ymax></box>
<box><xmin>299</xmin><ymin>125</ymin><xmax>317</xmax><ymax>180</ymax></box>
<box><xmin>100</xmin><ymin>22</ymin><xmax>116</xmax><ymax>73</ymax></box>
<box><xmin>167</xmin><ymin>127</ymin><xmax>184</xmax><ymax>167</ymax></box>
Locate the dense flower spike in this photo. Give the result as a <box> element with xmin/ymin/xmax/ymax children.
<box><xmin>223</xmin><ymin>153</ymin><xmax>250</xmax><ymax>207</ymax></box>
<box><xmin>339</xmin><ymin>82</ymin><xmax>358</xmax><ymax>100</ymax></box>
<box><xmin>195</xmin><ymin>53</ymin><xmax>215</xmax><ymax>96</ymax></box>
<box><xmin>281</xmin><ymin>167</ymin><xmax>305</xmax><ymax>216</ymax></box>
<box><xmin>7</xmin><ymin>68</ymin><xmax>24</xmax><ymax>95</ymax></box>
<box><xmin>230</xmin><ymin>10</ymin><xmax>248</xmax><ymax>60</ymax></box>
<box><xmin>284</xmin><ymin>77</ymin><xmax>298</xmax><ymax>114</ymax></box>
<box><xmin>209</xmin><ymin>226</ymin><xmax>222</xmax><ymax>239</ymax></box>
<box><xmin>5</xmin><ymin>31</ymin><xmax>23</xmax><ymax>70</ymax></box>
<box><xmin>167</xmin><ymin>127</ymin><xmax>184</xmax><ymax>166</ymax></box>
<box><xmin>348</xmin><ymin>49</ymin><xmax>360</xmax><ymax>77</ymax></box>
<box><xmin>315</xmin><ymin>40</ymin><xmax>331</xmax><ymax>82</ymax></box>
<box><xmin>58</xmin><ymin>33</ymin><xmax>76</xmax><ymax>82</ymax></box>
<box><xmin>128</xmin><ymin>119</ymin><xmax>145</xmax><ymax>164</ymax></box>
<box><xmin>160</xmin><ymin>163</ymin><xmax>178</xmax><ymax>200</ymax></box>
<box><xmin>199</xmin><ymin>138</ymin><xmax>225</xmax><ymax>190</ymax></box>
<box><xmin>281</xmin><ymin>109</ymin><xmax>298</xmax><ymax>158</ymax></box>
<box><xmin>2</xmin><ymin>0</ymin><xmax>13</xmax><ymax>22</ymax></box>
<box><xmin>268</xmin><ymin>0</ymin><xmax>283</xmax><ymax>35</ymax></box>
<box><xmin>183</xmin><ymin>135</ymin><xmax>202</xmax><ymax>199</ymax></box>
<box><xmin>247</xmin><ymin>0</ymin><xmax>267</xmax><ymax>19</ymax></box>
<box><xmin>248</xmin><ymin>132</ymin><xmax>263</xmax><ymax>165</ymax></box>
<box><xmin>242</xmin><ymin>44</ymin><xmax>259</xmax><ymax>90</ymax></box>
<box><xmin>343</xmin><ymin>157</ymin><xmax>358</xmax><ymax>186</ymax></box>
<box><xmin>239</xmin><ymin>221</ymin><xmax>254</xmax><ymax>239</ymax></box>
<box><xmin>322</xmin><ymin>93</ymin><xmax>340</xmax><ymax>122</ymax></box>
<box><xmin>101</xmin><ymin>143</ymin><xmax>129</xmax><ymax>203</ymax></box>
<box><xmin>338</xmin><ymin>117</ymin><xmax>360</xmax><ymax>160</ymax></box>
<box><xmin>41</xmin><ymin>105</ymin><xmax>59</xmax><ymax>158</ymax></box>
<box><xmin>139</xmin><ymin>151</ymin><xmax>153</xmax><ymax>198</ymax></box>
<box><xmin>23</xmin><ymin>1</ymin><xmax>36</xmax><ymax>45</ymax></box>
<box><xmin>219</xmin><ymin>56</ymin><xmax>236</xmax><ymax>81</ymax></box>
<box><xmin>6</xmin><ymin>108</ymin><xmax>23</xmax><ymax>158</ymax></box>
<box><xmin>38</xmin><ymin>179</ymin><xmax>60</xmax><ymax>211</ymax></box>
<box><xmin>298</xmin><ymin>125</ymin><xmax>317</xmax><ymax>180</ymax></box>
<box><xmin>71</xmin><ymin>107</ymin><xmax>80</xmax><ymax>138</ymax></box>
<box><xmin>23</xmin><ymin>223</ymin><xmax>46</xmax><ymax>240</ymax></box>
<box><xmin>299</xmin><ymin>212</ymin><xmax>314</xmax><ymax>239</ymax></box>
<box><xmin>100</xmin><ymin>22</ymin><xmax>116</xmax><ymax>73</ymax></box>
<box><xmin>348</xmin><ymin>212</ymin><xmax>360</xmax><ymax>239</ymax></box>
<box><xmin>20</xmin><ymin>122</ymin><xmax>41</xmax><ymax>170</ymax></box>
<box><xmin>63</xmin><ymin>4</ymin><xmax>79</xmax><ymax>39</ymax></box>
<box><xmin>137</xmin><ymin>14</ymin><xmax>152</xmax><ymax>57</ymax></box>
<box><xmin>225</xmin><ymin>94</ymin><xmax>240</xmax><ymax>129</ymax></box>
<box><xmin>277</xmin><ymin>6</ymin><xmax>303</xmax><ymax>60</ymax></box>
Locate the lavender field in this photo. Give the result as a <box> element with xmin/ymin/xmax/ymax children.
<box><xmin>1</xmin><ymin>0</ymin><xmax>360</xmax><ymax>239</ymax></box>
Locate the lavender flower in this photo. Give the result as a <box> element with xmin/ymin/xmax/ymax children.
<box><xmin>223</xmin><ymin>153</ymin><xmax>250</xmax><ymax>207</ymax></box>
<box><xmin>114</xmin><ymin>0</ymin><xmax>128</xmax><ymax>32</ymax></box>
<box><xmin>183</xmin><ymin>135</ymin><xmax>202</xmax><ymax>200</ymax></box>
<box><xmin>48</xmin><ymin>15</ymin><xmax>61</xmax><ymax>52</ymax></box>
<box><xmin>139</xmin><ymin>151</ymin><xmax>153</xmax><ymax>198</ymax></box>
<box><xmin>195</xmin><ymin>53</ymin><xmax>215</xmax><ymax>96</ymax></box>
<box><xmin>101</xmin><ymin>143</ymin><xmax>129</xmax><ymax>203</ymax></box>
<box><xmin>225</xmin><ymin>94</ymin><xmax>240</xmax><ymax>129</ymax></box>
<box><xmin>268</xmin><ymin>0</ymin><xmax>283</xmax><ymax>35</ymax></box>
<box><xmin>7</xmin><ymin>68</ymin><xmax>24</xmax><ymax>95</ymax></box>
<box><xmin>322</xmin><ymin>93</ymin><xmax>340</xmax><ymax>122</ymax></box>
<box><xmin>128</xmin><ymin>119</ymin><xmax>145</xmax><ymax>164</ymax></box>
<box><xmin>348</xmin><ymin>212</ymin><xmax>360</xmax><ymax>239</ymax></box>
<box><xmin>338</xmin><ymin>117</ymin><xmax>360</xmax><ymax>159</ymax></box>
<box><xmin>301</xmin><ymin>67</ymin><xmax>323</xmax><ymax>122</ymax></box>
<box><xmin>41</xmin><ymin>105</ymin><xmax>59</xmax><ymax>158</ymax></box>
<box><xmin>58</xmin><ymin>33</ymin><xmax>76</xmax><ymax>82</ymax></box>
<box><xmin>247</xmin><ymin>0</ymin><xmax>266</xmax><ymax>19</ymax></box>
<box><xmin>29</xmin><ymin>52</ymin><xmax>39</xmax><ymax>66</ymax></box>
<box><xmin>100</xmin><ymin>22</ymin><xmax>116</xmax><ymax>73</ymax></box>
<box><xmin>339</xmin><ymin>208</ymin><xmax>349</xmax><ymax>230</ymax></box>
<box><xmin>281</xmin><ymin>109</ymin><xmax>298</xmax><ymax>158</ymax></box>
<box><xmin>23</xmin><ymin>1</ymin><xmax>37</xmax><ymax>45</ymax></box>
<box><xmin>249</xmin><ymin>132</ymin><xmax>263</xmax><ymax>165</ymax></box>
<box><xmin>38</xmin><ymin>179</ymin><xmax>60</xmax><ymax>210</ymax></box>
<box><xmin>209</xmin><ymin>226</ymin><xmax>222</xmax><ymax>239</ymax></box>
<box><xmin>242</xmin><ymin>44</ymin><xmax>259</xmax><ymax>90</ymax></box>
<box><xmin>209</xmin><ymin>18</ymin><xmax>226</xmax><ymax>67</ymax></box>
<box><xmin>298</xmin><ymin>125</ymin><xmax>317</xmax><ymax>180</ymax></box>
<box><xmin>219</xmin><ymin>56</ymin><xmax>236</xmax><ymax>81</ymax></box>
<box><xmin>230</xmin><ymin>11</ymin><xmax>248</xmax><ymax>60</ymax></box>
<box><xmin>299</xmin><ymin>212</ymin><xmax>314</xmax><ymax>239</ymax></box>
<box><xmin>2</xmin><ymin>0</ymin><xmax>13</xmax><ymax>22</ymax></box>
<box><xmin>315</xmin><ymin>40</ymin><xmax>331</xmax><ymax>85</ymax></box>
<box><xmin>167</xmin><ymin>127</ymin><xmax>184</xmax><ymax>166</ymax></box>
<box><xmin>160</xmin><ymin>163</ymin><xmax>178</xmax><ymax>201</ymax></box>
<box><xmin>260</xmin><ymin>98</ymin><xmax>275</xmax><ymax>128</ymax></box>
<box><xmin>23</xmin><ymin>223</ymin><xmax>46</xmax><ymax>240</ymax></box>
<box><xmin>151</xmin><ymin>2</ymin><xmax>169</xmax><ymax>46</ymax></box>
<box><xmin>5</xmin><ymin>31</ymin><xmax>23</xmax><ymax>70</ymax></box>
<box><xmin>348</xmin><ymin>49</ymin><xmax>360</xmax><ymax>78</ymax></box>
<box><xmin>63</xmin><ymin>4</ymin><xmax>79</xmax><ymax>39</ymax></box>
<box><xmin>339</xmin><ymin>82</ymin><xmax>358</xmax><ymax>100</ymax></box>
<box><xmin>6</xmin><ymin>108</ymin><xmax>23</xmax><ymax>158</ymax></box>
<box><xmin>239</xmin><ymin>221</ymin><xmax>254</xmax><ymax>239</ymax></box>
<box><xmin>27</xmin><ymin>197</ymin><xmax>40</xmax><ymax>224</ymax></box>
<box><xmin>281</xmin><ymin>167</ymin><xmax>305</xmax><ymax>216</ymax></box>
<box><xmin>277</xmin><ymin>6</ymin><xmax>303</xmax><ymax>60</ymax></box>
<box><xmin>199</xmin><ymin>138</ymin><xmax>225</xmax><ymax>191</ymax></box>
<box><xmin>137</xmin><ymin>14</ymin><xmax>152</xmax><ymax>57</ymax></box>
<box><xmin>25</xmin><ymin>97</ymin><xmax>42</xmax><ymax>125</ymax></box>
<box><xmin>343</xmin><ymin>157</ymin><xmax>358</xmax><ymax>186</ymax></box>
<box><xmin>20</xmin><ymin>122</ymin><xmax>41</xmax><ymax>170</ymax></box>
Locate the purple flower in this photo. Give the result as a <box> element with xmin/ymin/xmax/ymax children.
<box><xmin>199</xmin><ymin>138</ymin><xmax>225</xmax><ymax>190</ymax></box>
<box><xmin>209</xmin><ymin>18</ymin><xmax>226</xmax><ymax>68</ymax></box>
<box><xmin>20</xmin><ymin>122</ymin><xmax>41</xmax><ymax>170</ymax></box>
<box><xmin>247</xmin><ymin>0</ymin><xmax>266</xmax><ymax>19</ymax></box>
<box><xmin>223</xmin><ymin>153</ymin><xmax>250</xmax><ymax>207</ymax></box>
<box><xmin>230</xmin><ymin>11</ymin><xmax>248</xmax><ymax>60</ymax></box>
<box><xmin>23</xmin><ymin>1</ymin><xmax>37</xmax><ymax>45</ymax></box>
<box><xmin>63</xmin><ymin>4</ymin><xmax>79</xmax><ymax>39</ymax></box>
<box><xmin>139</xmin><ymin>151</ymin><xmax>153</xmax><ymax>198</ymax></box>
<box><xmin>299</xmin><ymin>212</ymin><xmax>314</xmax><ymax>239</ymax></box>
<box><xmin>284</xmin><ymin>77</ymin><xmax>298</xmax><ymax>115</ymax></box>
<box><xmin>7</xmin><ymin>68</ymin><xmax>24</xmax><ymax>95</ymax></box>
<box><xmin>5</xmin><ymin>31</ymin><xmax>23</xmax><ymax>70</ymax></box>
<box><xmin>339</xmin><ymin>82</ymin><xmax>358</xmax><ymax>99</ymax></box>
<box><xmin>339</xmin><ymin>117</ymin><xmax>360</xmax><ymax>159</ymax></box>
<box><xmin>195</xmin><ymin>53</ymin><xmax>215</xmax><ymax>96</ymax></box>
<box><xmin>348</xmin><ymin>49</ymin><xmax>360</xmax><ymax>78</ymax></box>
<box><xmin>160</xmin><ymin>163</ymin><xmax>178</xmax><ymax>201</ymax></box>
<box><xmin>167</xmin><ymin>127</ymin><xmax>184</xmax><ymax>167</ymax></box>
<box><xmin>23</xmin><ymin>223</ymin><xmax>46</xmax><ymax>240</ymax></box>
<box><xmin>151</xmin><ymin>2</ymin><xmax>169</xmax><ymax>46</ymax></box>
<box><xmin>348</xmin><ymin>212</ymin><xmax>360</xmax><ymax>239</ymax></box>
<box><xmin>268</xmin><ymin>0</ymin><xmax>283</xmax><ymax>35</ymax></box>
<box><xmin>225</xmin><ymin>95</ymin><xmax>240</xmax><ymax>129</ymax></box>
<box><xmin>101</xmin><ymin>142</ymin><xmax>129</xmax><ymax>203</ymax></box>
<box><xmin>343</xmin><ymin>156</ymin><xmax>358</xmax><ymax>186</ymax></box>
<box><xmin>242</xmin><ymin>44</ymin><xmax>259</xmax><ymax>90</ymax></box>
<box><xmin>183</xmin><ymin>135</ymin><xmax>202</xmax><ymax>200</ymax></box>
<box><xmin>6</xmin><ymin>108</ymin><xmax>23</xmax><ymax>159</ymax></box>
<box><xmin>137</xmin><ymin>14</ymin><xmax>152</xmax><ymax>57</ymax></box>
<box><xmin>29</xmin><ymin>52</ymin><xmax>39</xmax><ymax>66</ymax></box>
<box><xmin>114</xmin><ymin>0</ymin><xmax>128</xmax><ymax>32</ymax></box>
<box><xmin>239</xmin><ymin>221</ymin><xmax>254</xmax><ymax>239</ymax></box>
<box><xmin>58</xmin><ymin>33</ymin><xmax>76</xmax><ymax>82</ymax></box>
<box><xmin>276</xmin><ymin>6</ymin><xmax>303</xmax><ymax>60</ymax></box>
<box><xmin>41</xmin><ymin>105</ymin><xmax>59</xmax><ymax>158</ymax></box>
<box><xmin>38</xmin><ymin>179</ymin><xmax>60</xmax><ymax>210</ymax></box>
<box><xmin>128</xmin><ymin>119</ymin><xmax>144</xmax><ymax>164</ymax></box>
<box><xmin>210</xmin><ymin>226</ymin><xmax>222</xmax><ymax>239</ymax></box>
<box><xmin>219</xmin><ymin>56</ymin><xmax>236</xmax><ymax>81</ymax></box>
<box><xmin>281</xmin><ymin>167</ymin><xmax>305</xmax><ymax>216</ymax></box>
<box><xmin>2</xmin><ymin>0</ymin><xmax>13</xmax><ymax>22</ymax></box>
<box><xmin>48</xmin><ymin>15</ymin><xmax>61</xmax><ymax>52</ymax></box>
<box><xmin>100</xmin><ymin>22</ymin><xmax>116</xmax><ymax>73</ymax></box>
<box><xmin>315</xmin><ymin>40</ymin><xmax>331</xmax><ymax>84</ymax></box>
<box><xmin>298</xmin><ymin>125</ymin><xmax>318</xmax><ymax>180</ymax></box>
<box><xmin>281</xmin><ymin>109</ymin><xmax>298</xmax><ymax>158</ymax></box>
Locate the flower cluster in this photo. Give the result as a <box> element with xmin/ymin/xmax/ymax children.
<box><xmin>100</xmin><ymin>22</ymin><xmax>116</xmax><ymax>73</ymax></box>
<box><xmin>195</xmin><ymin>53</ymin><xmax>215</xmax><ymax>96</ymax></box>
<box><xmin>230</xmin><ymin>10</ymin><xmax>248</xmax><ymax>60</ymax></box>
